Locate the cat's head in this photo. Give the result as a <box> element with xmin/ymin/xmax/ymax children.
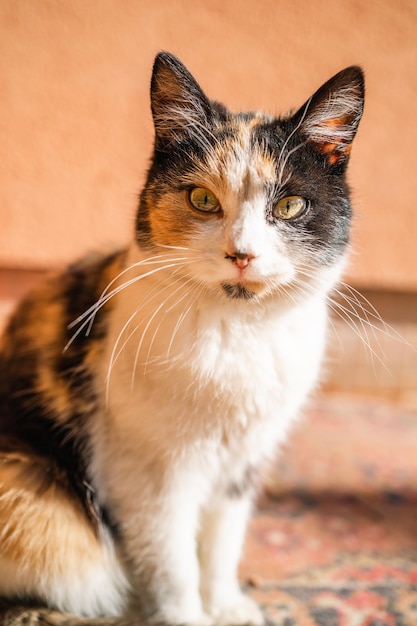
<box><xmin>136</xmin><ymin>52</ymin><xmax>364</xmax><ymax>304</ymax></box>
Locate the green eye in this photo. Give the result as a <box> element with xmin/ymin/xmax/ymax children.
<box><xmin>274</xmin><ymin>196</ymin><xmax>307</xmax><ymax>220</ymax></box>
<box><xmin>188</xmin><ymin>187</ymin><xmax>220</xmax><ymax>213</ymax></box>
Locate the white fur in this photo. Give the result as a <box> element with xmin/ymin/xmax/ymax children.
<box><xmin>0</xmin><ymin>537</ymin><xmax>129</xmax><ymax>617</ymax></box>
<box><xmin>88</xmin><ymin>273</ymin><xmax>338</xmax><ymax>623</ymax></box>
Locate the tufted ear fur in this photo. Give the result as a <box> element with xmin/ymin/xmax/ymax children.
<box><xmin>295</xmin><ymin>66</ymin><xmax>365</xmax><ymax>169</ymax></box>
<box><xmin>150</xmin><ymin>52</ymin><xmax>213</xmax><ymax>151</ymax></box>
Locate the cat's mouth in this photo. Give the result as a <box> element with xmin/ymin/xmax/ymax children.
<box><xmin>221</xmin><ymin>282</ymin><xmax>262</xmax><ymax>300</ymax></box>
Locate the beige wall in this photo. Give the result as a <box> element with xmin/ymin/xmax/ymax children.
<box><xmin>1</xmin><ymin>0</ymin><xmax>417</xmax><ymax>291</ymax></box>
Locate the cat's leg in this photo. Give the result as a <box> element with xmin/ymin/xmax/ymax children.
<box><xmin>199</xmin><ymin>492</ymin><xmax>264</xmax><ymax>626</ymax></box>
<box><xmin>119</xmin><ymin>468</ymin><xmax>212</xmax><ymax>626</ymax></box>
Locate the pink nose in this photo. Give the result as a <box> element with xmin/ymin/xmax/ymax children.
<box><xmin>225</xmin><ymin>250</ymin><xmax>255</xmax><ymax>269</ymax></box>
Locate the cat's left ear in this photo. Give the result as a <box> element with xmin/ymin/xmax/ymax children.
<box><xmin>150</xmin><ymin>52</ymin><xmax>212</xmax><ymax>151</ymax></box>
<box><xmin>295</xmin><ymin>66</ymin><xmax>365</xmax><ymax>169</ymax></box>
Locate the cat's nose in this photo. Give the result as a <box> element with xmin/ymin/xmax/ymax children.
<box><xmin>225</xmin><ymin>249</ymin><xmax>255</xmax><ymax>269</ymax></box>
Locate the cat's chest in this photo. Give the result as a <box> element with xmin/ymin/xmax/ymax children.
<box><xmin>102</xmin><ymin>294</ymin><xmax>327</xmax><ymax>438</ymax></box>
<box><xmin>92</xmin><ymin>294</ymin><xmax>328</xmax><ymax>502</ymax></box>
<box><xmin>189</xmin><ymin>302</ymin><xmax>326</xmax><ymax>419</ymax></box>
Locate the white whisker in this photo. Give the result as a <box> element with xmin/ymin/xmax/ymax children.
<box><xmin>326</xmin><ymin>296</ymin><xmax>390</xmax><ymax>373</ymax></box>
<box><xmin>105</xmin><ymin>276</ymin><xmax>185</xmax><ymax>404</ymax></box>
<box><xmin>130</xmin><ymin>280</ymin><xmax>191</xmax><ymax>390</ymax></box>
<box><xmin>276</xmin><ymin>96</ymin><xmax>312</xmax><ymax>188</ymax></box>
<box><xmin>332</xmin><ymin>288</ymin><xmax>387</xmax><ymax>363</ymax></box>
<box><xmin>338</xmin><ymin>282</ymin><xmax>416</xmax><ymax>352</ymax></box>
<box><xmin>277</xmin><ymin>140</ymin><xmax>308</xmax><ymax>188</ymax></box>
<box><xmin>290</xmin><ymin>266</ymin><xmax>411</xmax><ymax>374</ymax></box>
<box><xmin>155</xmin><ymin>243</ymin><xmax>191</xmax><ymax>251</ymax></box>
<box><xmin>64</xmin><ymin>256</ymin><xmax>188</xmax><ymax>351</ymax></box>
<box><xmin>142</xmin><ymin>278</ymin><xmax>197</xmax><ymax>376</ymax></box>
<box><xmin>165</xmin><ymin>281</ymin><xmax>206</xmax><ymax>357</ymax></box>
<box><xmin>69</xmin><ymin>254</ymin><xmax>188</xmax><ymax>329</ymax></box>
<box><xmin>145</xmin><ymin>286</ymin><xmax>209</xmax><ymax>374</ymax></box>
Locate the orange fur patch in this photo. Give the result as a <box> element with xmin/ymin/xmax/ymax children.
<box><xmin>149</xmin><ymin>191</ymin><xmax>200</xmax><ymax>249</ymax></box>
<box><xmin>0</xmin><ymin>449</ymin><xmax>102</xmax><ymax>582</ymax></box>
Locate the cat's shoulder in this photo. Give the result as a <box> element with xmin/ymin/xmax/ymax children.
<box><xmin>3</xmin><ymin>250</ymin><xmax>125</xmax><ymax>331</ymax></box>
<box><xmin>1</xmin><ymin>248</ymin><xmax>127</xmax><ymax>365</ymax></box>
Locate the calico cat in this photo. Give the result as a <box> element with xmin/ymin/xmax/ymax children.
<box><xmin>0</xmin><ymin>52</ymin><xmax>364</xmax><ymax>626</ymax></box>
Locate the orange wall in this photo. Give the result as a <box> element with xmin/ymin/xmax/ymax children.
<box><xmin>1</xmin><ymin>0</ymin><xmax>417</xmax><ymax>291</ymax></box>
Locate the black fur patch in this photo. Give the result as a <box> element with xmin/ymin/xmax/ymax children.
<box><xmin>221</xmin><ymin>283</ymin><xmax>257</xmax><ymax>300</ymax></box>
<box><xmin>0</xmin><ymin>251</ymin><xmax>124</xmax><ymax>531</ymax></box>
<box><xmin>226</xmin><ymin>466</ymin><xmax>256</xmax><ymax>498</ymax></box>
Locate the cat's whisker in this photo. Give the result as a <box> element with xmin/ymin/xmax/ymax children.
<box><xmin>335</xmin><ymin>284</ymin><xmax>385</xmax><ymax>329</ymax></box>
<box><xmin>64</xmin><ymin>258</ymin><xmax>189</xmax><ymax>352</ymax></box>
<box><xmin>164</xmin><ymin>282</ymin><xmax>207</xmax><ymax>359</ymax></box>
<box><xmin>338</xmin><ymin>282</ymin><xmax>416</xmax><ymax>352</ymax></box>
<box><xmin>132</xmin><ymin>258</ymin><xmax>207</xmax><ymax>378</ymax></box>
<box><xmin>279</xmin><ymin>171</ymin><xmax>292</xmax><ymax>189</ymax></box>
<box><xmin>139</xmin><ymin>275</ymin><xmax>194</xmax><ymax>366</ymax></box>
<box><xmin>69</xmin><ymin>254</ymin><xmax>188</xmax><ymax>330</ymax></box>
<box><xmin>326</xmin><ymin>276</ymin><xmax>414</xmax><ymax>352</ymax></box>
<box><xmin>274</xmin><ymin>280</ymin><xmax>301</xmax><ymax>308</ymax></box>
<box><xmin>130</xmin><ymin>281</ymin><xmax>193</xmax><ymax>390</ymax></box>
<box><xmin>66</xmin><ymin>270</ymin><xmax>165</xmax><ymax>353</ymax></box>
<box><xmin>277</xmin><ymin>140</ymin><xmax>308</xmax><ymax>187</ymax></box>
<box><xmin>331</xmin><ymin>288</ymin><xmax>387</xmax><ymax>361</ymax></box>
<box><xmin>326</xmin><ymin>297</ymin><xmax>390</xmax><ymax>373</ymax></box>
<box><xmin>166</xmin><ymin>301</ymin><xmax>194</xmax><ymax>359</ymax></box>
<box><xmin>84</xmin><ymin>256</ymin><xmax>188</xmax><ymax>325</ymax></box>
<box><xmin>105</xmin><ymin>255</ymin><xmax>209</xmax><ymax>396</ymax></box>
<box><xmin>276</xmin><ymin>96</ymin><xmax>312</xmax><ymax>187</ymax></box>
<box><xmin>155</xmin><ymin>243</ymin><xmax>191</xmax><ymax>251</ymax></box>
<box><xmin>142</xmin><ymin>280</ymin><xmax>198</xmax><ymax>377</ymax></box>
<box><xmin>138</xmin><ymin>288</ymin><xmax>200</xmax><ymax>370</ymax></box>
<box><xmin>164</xmin><ymin>273</ymin><xmax>199</xmax><ymax>315</ymax></box>
<box><xmin>105</xmin><ymin>277</ymin><xmax>186</xmax><ymax>404</ymax></box>
<box><xmin>297</xmin><ymin>267</ymin><xmax>385</xmax><ymax>322</ymax></box>
<box><xmin>106</xmin><ymin>313</ymin><xmax>140</xmax><ymax>404</ymax></box>
<box><xmin>282</xmin><ymin>268</ymin><xmax>390</xmax><ymax>372</ymax></box>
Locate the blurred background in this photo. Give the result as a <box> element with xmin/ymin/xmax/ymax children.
<box><xmin>0</xmin><ymin>0</ymin><xmax>416</xmax><ymax>401</ymax></box>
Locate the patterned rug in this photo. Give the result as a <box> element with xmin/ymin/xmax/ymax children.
<box><xmin>241</xmin><ymin>394</ymin><xmax>417</xmax><ymax>625</ymax></box>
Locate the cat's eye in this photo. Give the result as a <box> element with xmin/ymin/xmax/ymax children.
<box><xmin>274</xmin><ymin>196</ymin><xmax>308</xmax><ymax>220</ymax></box>
<box><xmin>188</xmin><ymin>187</ymin><xmax>221</xmax><ymax>213</ymax></box>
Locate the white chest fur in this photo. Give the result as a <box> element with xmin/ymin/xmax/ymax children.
<box><xmin>94</xmin><ymin>276</ymin><xmax>328</xmax><ymax>489</ymax></box>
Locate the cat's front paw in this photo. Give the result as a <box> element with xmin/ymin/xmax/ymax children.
<box><xmin>210</xmin><ymin>593</ymin><xmax>264</xmax><ymax>626</ymax></box>
<box><xmin>159</xmin><ymin>609</ymin><xmax>213</xmax><ymax>626</ymax></box>
<box><xmin>154</xmin><ymin>611</ymin><xmax>213</xmax><ymax>626</ymax></box>
<box><xmin>184</xmin><ymin>613</ymin><xmax>213</xmax><ymax>626</ymax></box>
<box><xmin>194</xmin><ymin>613</ymin><xmax>214</xmax><ymax>626</ymax></box>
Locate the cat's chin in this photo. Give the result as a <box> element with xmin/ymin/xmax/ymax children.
<box><xmin>221</xmin><ymin>282</ymin><xmax>264</xmax><ymax>300</ymax></box>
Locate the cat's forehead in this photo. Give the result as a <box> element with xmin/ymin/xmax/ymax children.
<box><xmin>202</xmin><ymin>112</ymin><xmax>280</xmax><ymax>196</ymax></box>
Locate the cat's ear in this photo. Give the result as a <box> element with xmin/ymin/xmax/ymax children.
<box><xmin>150</xmin><ymin>52</ymin><xmax>212</xmax><ymax>150</ymax></box>
<box><xmin>295</xmin><ymin>66</ymin><xmax>365</xmax><ymax>168</ymax></box>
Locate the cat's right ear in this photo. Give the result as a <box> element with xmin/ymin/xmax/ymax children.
<box><xmin>150</xmin><ymin>52</ymin><xmax>212</xmax><ymax>151</ymax></box>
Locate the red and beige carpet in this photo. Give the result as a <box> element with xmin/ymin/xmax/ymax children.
<box><xmin>241</xmin><ymin>394</ymin><xmax>417</xmax><ymax>626</ymax></box>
